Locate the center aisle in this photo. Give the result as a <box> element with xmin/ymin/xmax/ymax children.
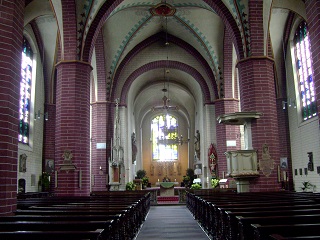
<box><xmin>135</xmin><ymin>205</ymin><xmax>210</xmax><ymax>240</ymax></box>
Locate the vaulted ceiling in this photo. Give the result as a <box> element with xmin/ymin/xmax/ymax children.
<box><xmin>24</xmin><ymin>0</ymin><xmax>306</xmax><ymax>126</ymax></box>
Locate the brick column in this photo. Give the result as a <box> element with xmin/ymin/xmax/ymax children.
<box><xmin>55</xmin><ymin>61</ymin><xmax>92</xmax><ymax>196</ymax></box>
<box><xmin>91</xmin><ymin>102</ymin><xmax>108</xmax><ymax>191</ymax></box>
<box><xmin>305</xmin><ymin>0</ymin><xmax>320</xmax><ymax>122</ymax></box>
<box><xmin>237</xmin><ymin>57</ymin><xmax>281</xmax><ymax>191</ymax></box>
<box><xmin>215</xmin><ymin>100</ymin><xmax>240</xmax><ymax>178</ymax></box>
<box><xmin>43</xmin><ymin>103</ymin><xmax>56</xmax><ymax>191</ymax></box>
<box><xmin>249</xmin><ymin>0</ymin><xmax>265</xmax><ymax>56</ymax></box>
<box><xmin>0</xmin><ymin>0</ymin><xmax>24</xmax><ymax>215</ymax></box>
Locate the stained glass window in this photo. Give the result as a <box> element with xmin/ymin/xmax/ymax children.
<box><xmin>151</xmin><ymin>114</ymin><xmax>178</xmax><ymax>161</ymax></box>
<box><xmin>19</xmin><ymin>37</ymin><xmax>33</xmax><ymax>144</ymax></box>
<box><xmin>294</xmin><ymin>21</ymin><xmax>316</xmax><ymax>120</ymax></box>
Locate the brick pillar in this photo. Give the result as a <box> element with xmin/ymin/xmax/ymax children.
<box><xmin>0</xmin><ymin>0</ymin><xmax>24</xmax><ymax>215</ymax></box>
<box><xmin>43</xmin><ymin>103</ymin><xmax>56</xmax><ymax>191</ymax></box>
<box><xmin>305</xmin><ymin>0</ymin><xmax>320</xmax><ymax>121</ymax></box>
<box><xmin>91</xmin><ymin>102</ymin><xmax>108</xmax><ymax>191</ymax></box>
<box><xmin>55</xmin><ymin>61</ymin><xmax>92</xmax><ymax>196</ymax></box>
<box><xmin>91</xmin><ymin>31</ymin><xmax>108</xmax><ymax>191</ymax></box>
<box><xmin>237</xmin><ymin>57</ymin><xmax>281</xmax><ymax>191</ymax></box>
<box><xmin>214</xmin><ymin>29</ymin><xmax>240</xmax><ymax>179</ymax></box>
<box><xmin>215</xmin><ymin>100</ymin><xmax>240</xmax><ymax>178</ymax></box>
<box><xmin>249</xmin><ymin>0</ymin><xmax>265</xmax><ymax>56</ymax></box>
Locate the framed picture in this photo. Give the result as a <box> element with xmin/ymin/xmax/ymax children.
<box><xmin>280</xmin><ymin>157</ymin><xmax>288</xmax><ymax>169</ymax></box>
<box><xmin>45</xmin><ymin>159</ymin><xmax>54</xmax><ymax>173</ymax></box>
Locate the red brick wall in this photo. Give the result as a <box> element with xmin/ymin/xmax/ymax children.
<box><xmin>55</xmin><ymin>61</ymin><xmax>92</xmax><ymax>196</ymax></box>
<box><xmin>238</xmin><ymin>58</ymin><xmax>281</xmax><ymax>191</ymax></box>
<box><xmin>0</xmin><ymin>0</ymin><xmax>24</xmax><ymax>215</ymax></box>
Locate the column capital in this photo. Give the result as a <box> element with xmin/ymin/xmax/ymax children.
<box><xmin>55</xmin><ymin>60</ymin><xmax>93</xmax><ymax>70</ymax></box>
<box><xmin>236</xmin><ymin>56</ymin><xmax>274</xmax><ymax>67</ymax></box>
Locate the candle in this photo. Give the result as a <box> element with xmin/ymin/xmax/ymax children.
<box><xmin>158</xmin><ymin>179</ymin><xmax>159</xmax><ymax>182</ymax></box>
<box><xmin>283</xmin><ymin>171</ymin><xmax>286</xmax><ymax>181</ymax></box>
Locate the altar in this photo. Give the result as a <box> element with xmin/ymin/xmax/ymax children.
<box><xmin>156</xmin><ymin>182</ymin><xmax>179</xmax><ymax>196</ymax></box>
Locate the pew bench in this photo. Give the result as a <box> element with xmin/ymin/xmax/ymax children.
<box><xmin>0</xmin><ymin>229</ymin><xmax>104</xmax><ymax>240</ymax></box>
<box><xmin>237</xmin><ymin>214</ymin><xmax>320</xmax><ymax>240</ymax></box>
<box><xmin>252</xmin><ymin>223</ymin><xmax>320</xmax><ymax>240</ymax></box>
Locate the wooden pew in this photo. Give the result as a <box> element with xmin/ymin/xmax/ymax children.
<box><xmin>0</xmin><ymin>229</ymin><xmax>104</xmax><ymax>240</ymax></box>
<box><xmin>237</xmin><ymin>214</ymin><xmax>320</xmax><ymax>240</ymax></box>
<box><xmin>185</xmin><ymin>190</ymin><xmax>320</xmax><ymax>239</ymax></box>
<box><xmin>252</xmin><ymin>223</ymin><xmax>320</xmax><ymax>240</ymax></box>
<box><xmin>10</xmin><ymin>191</ymin><xmax>151</xmax><ymax>240</ymax></box>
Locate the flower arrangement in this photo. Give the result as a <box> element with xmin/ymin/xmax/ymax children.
<box><xmin>190</xmin><ymin>183</ymin><xmax>202</xmax><ymax>189</ymax></box>
<box><xmin>211</xmin><ymin>178</ymin><xmax>220</xmax><ymax>188</ymax></box>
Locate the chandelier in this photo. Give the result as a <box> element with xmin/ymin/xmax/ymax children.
<box><xmin>150</xmin><ymin>13</ymin><xmax>189</xmax><ymax>147</ymax></box>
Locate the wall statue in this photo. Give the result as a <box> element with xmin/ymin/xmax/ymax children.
<box><xmin>194</xmin><ymin>130</ymin><xmax>200</xmax><ymax>159</ymax></box>
<box><xmin>131</xmin><ymin>132</ymin><xmax>137</xmax><ymax>164</ymax></box>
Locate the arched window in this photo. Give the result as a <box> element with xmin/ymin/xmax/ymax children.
<box><xmin>294</xmin><ymin>21</ymin><xmax>316</xmax><ymax>120</ymax></box>
<box><xmin>151</xmin><ymin>114</ymin><xmax>178</xmax><ymax>161</ymax></box>
<box><xmin>19</xmin><ymin>37</ymin><xmax>33</xmax><ymax>144</ymax></box>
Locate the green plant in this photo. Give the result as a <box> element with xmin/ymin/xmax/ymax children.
<box><xmin>301</xmin><ymin>181</ymin><xmax>315</xmax><ymax>192</ymax></box>
<box><xmin>126</xmin><ymin>181</ymin><xmax>136</xmax><ymax>191</ymax></box>
<box><xmin>184</xmin><ymin>168</ymin><xmax>195</xmax><ymax>188</ymax></box>
<box><xmin>142</xmin><ymin>176</ymin><xmax>149</xmax><ymax>186</ymax></box>
<box><xmin>190</xmin><ymin>183</ymin><xmax>202</xmax><ymax>189</ymax></box>
<box><xmin>38</xmin><ymin>172</ymin><xmax>50</xmax><ymax>191</ymax></box>
<box><xmin>211</xmin><ymin>178</ymin><xmax>220</xmax><ymax>188</ymax></box>
<box><xmin>136</xmin><ymin>169</ymin><xmax>146</xmax><ymax>179</ymax></box>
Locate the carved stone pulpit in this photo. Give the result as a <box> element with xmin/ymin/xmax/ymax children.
<box><xmin>217</xmin><ymin>112</ymin><xmax>262</xmax><ymax>192</ymax></box>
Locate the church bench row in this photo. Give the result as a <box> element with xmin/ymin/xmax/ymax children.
<box><xmin>252</xmin><ymin>223</ymin><xmax>320</xmax><ymax>240</ymax></box>
<box><xmin>270</xmin><ymin>233</ymin><xmax>320</xmax><ymax>239</ymax></box>
<box><xmin>187</xmin><ymin>191</ymin><xmax>316</xmax><ymax>238</ymax></box>
<box><xmin>237</xmin><ymin>214</ymin><xmax>320</xmax><ymax>240</ymax></box>
<box><xmin>0</xmin><ymin>229</ymin><xmax>104</xmax><ymax>240</ymax></box>
<box><xmin>186</xmin><ymin>190</ymin><xmax>320</xmax><ymax>240</ymax></box>
<box><xmin>5</xmin><ymin>191</ymin><xmax>151</xmax><ymax>240</ymax></box>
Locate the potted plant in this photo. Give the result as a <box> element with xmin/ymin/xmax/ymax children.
<box><xmin>38</xmin><ymin>172</ymin><xmax>50</xmax><ymax>192</ymax></box>
<box><xmin>136</xmin><ymin>169</ymin><xmax>146</xmax><ymax>179</ymax></box>
<box><xmin>126</xmin><ymin>181</ymin><xmax>136</xmax><ymax>191</ymax></box>
<box><xmin>142</xmin><ymin>176</ymin><xmax>149</xmax><ymax>189</ymax></box>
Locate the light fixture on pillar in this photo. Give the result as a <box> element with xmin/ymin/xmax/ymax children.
<box><xmin>282</xmin><ymin>98</ymin><xmax>296</xmax><ymax>110</ymax></box>
<box><xmin>34</xmin><ymin>110</ymin><xmax>48</xmax><ymax>121</ymax></box>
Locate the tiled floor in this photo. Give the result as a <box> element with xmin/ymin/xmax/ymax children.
<box><xmin>135</xmin><ymin>205</ymin><xmax>210</xmax><ymax>240</ymax></box>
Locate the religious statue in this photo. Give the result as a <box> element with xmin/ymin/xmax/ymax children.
<box><xmin>150</xmin><ymin>163</ymin><xmax>154</xmax><ymax>176</ymax></box>
<box><xmin>194</xmin><ymin>130</ymin><xmax>200</xmax><ymax>159</ymax></box>
<box><xmin>208</xmin><ymin>143</ymin><xmax>217</xmax><ymax>177</ymax></box>
<box><xmin>132</xmin><ymin>132</ymin><xmax>137</xmax><ymax>164</ymax></box>
<box><xmin>19</xmin><ymin>153</ymin><xmax>27</xmax><ymax>173</ymax></box>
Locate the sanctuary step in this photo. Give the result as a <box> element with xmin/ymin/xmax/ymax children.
<box><xmin>157</xmin><ymin>196</ymin><xmax>179</xmax><ymax>204</ymax></box>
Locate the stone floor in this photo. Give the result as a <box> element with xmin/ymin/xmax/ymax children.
<box><xmin>135</xmin><ymin>205</ymin><xmax>210</xmax><ymax>240</ymax></box>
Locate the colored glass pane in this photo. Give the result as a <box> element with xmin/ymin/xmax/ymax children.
<box><xmin>151</xmin><ymin>114</ymin><xmax>178</xmax><ymax>161</ymax></box>
<box><xmin>294</xmin><ymin>22</ymin><xmax>316</xmax><ymax>120</ymax></box>
<box><xmin>19</xmin><ymin>37</ymin><xmax>33</xmax><ymax>144</ymax></box>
